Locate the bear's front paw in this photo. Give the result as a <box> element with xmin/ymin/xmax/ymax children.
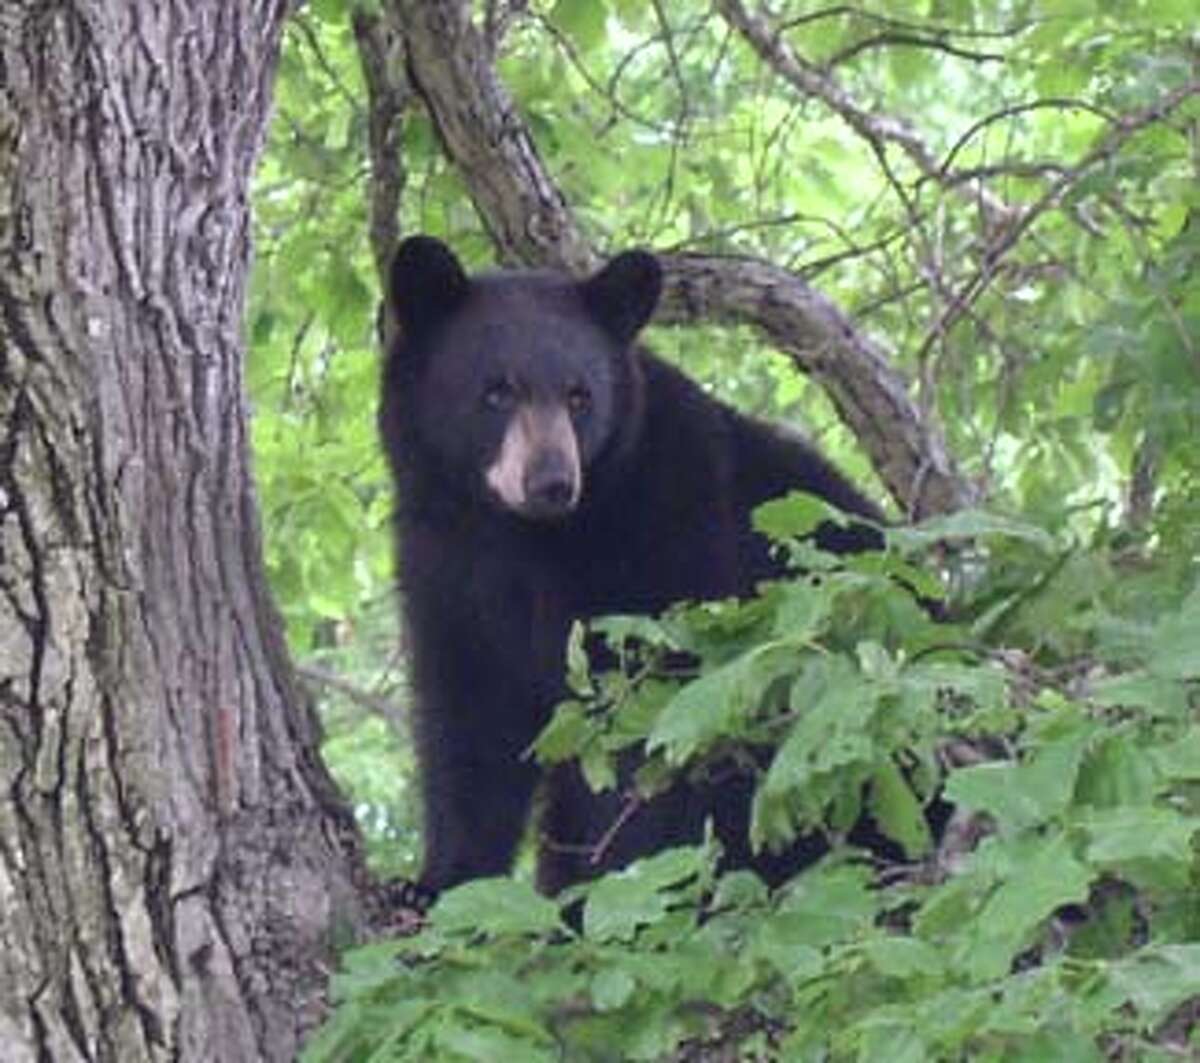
<box><xmin>375</xmin><ymin>876</ymin><xmax>437</xmax><ymax>935</ymax></box>
<box><xmin>386</xmin><ymin>876</ymin><xmax>437</xmax><ymax>912</ymax></box>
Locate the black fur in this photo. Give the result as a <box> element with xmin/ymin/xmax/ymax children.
<box><xmin>379</xmin><ymin>237</ymin><xmax>889</xmax><ymax>897</ymax></box>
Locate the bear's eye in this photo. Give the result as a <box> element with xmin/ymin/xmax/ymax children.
<box><xmin>482</xmin><ymin>378</ymin><xmax>517</xmax><ymax>411</ymax></box>
<box><xmin>567</xmin><ymin>385</ymin><xmax>592</xmax><ymax>416</ymax></box>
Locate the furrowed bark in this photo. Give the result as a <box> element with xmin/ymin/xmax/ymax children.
<box><xmin>0</xmin><ymin>4</ymin><xmax>368</xmax><ymax>1060</ymax></box>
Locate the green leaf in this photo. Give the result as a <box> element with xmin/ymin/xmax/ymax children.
<box><xmin>1107</xmin><ymin>945</ymin><xmax>1200</xmax><ymax>1026</ymax></box>
<box><xmin>322</xmin><ymin>262</ymin><xmax>373</xmax><ymax>346</ymax></box>
<box><xmin>966</xmin><ymin>833</ymin><xmax>1093</xmax><ymax>982</ymax></box>
<box><xmin>748</xmin><ymin>931</ymin><xmax>824</xmax><ymax>984</ymax></box>
<box><xmin>904</xmin><ymin>661</ymin><xmax>1011</xmax><ymax>730</ymax></box>
<box><xmin>309</xmin><ymin>0</ymin><xmax>346</xmax><ymax>22</ymax></box>
<box><xmin>1148</xmin><ymin>587</ymin><xmax>1200</xmax><ymax>679</ymax></box>
<box><xmin>769</xmin><ymin>579</ymin><xmax>833</xmax><ymax>641</ymax></box>
<box><xmin>888</xmin><ymin>510</ymin><xmax>1058</xmax><ymax>551</ymax></box>
<box><xmin>752</xmin><ymin>492</ymin><xmax>835</xmax><ymax>541</ymax></box>
<box><xmin>532</xmin><ymin>701</ymin><xmax>591</xmax><ymax>763</ymax></box>
<box><xmin>647</xmin><ymin>640</ymin><xmax>803</xmax><ymax>763</ymax></box>
<box><xmin>1082</xmin><ymin>806</ymin><xmax>1199</xmax><ymax>871</ymax></box>
<box><xmin>861</xmin><ymin>936</ymin><xmax>945</xmax><ymax>980</ymax></box>
<box><xmin>1152</xmin><ymin>729</ymin><xmax>1200</xmax><ymax>780</ymax></box>
<box><xmin>946</xmin><ymin>728</ymin><xmax>1090</xmax><ymax>833</ymax></box>
<box><xmin>949</xmin><ymin>761</ymin><xmax>1040</xmax><ymax>830</ymax></box>
<box><xmin>590</xmin><ymin>613</ymin><xmax>676</xmax><ymax>651</ymax></box>
<box><xmin>564</xmin><ymin>620</ymin><xmax>594</xmax><ymax>695</ymax></box>
<box><xmin>590</xmin><ymin>967</ymin><xmax>637</xmax><ymax>1011</ymax></box>
<box><xmin>753</xmin><ymin>656</ymin><xmax>874</xmax><ymax>849</ymax></box>
<box><xmin>1074</xmin><ymin>733</ymin><xmax>1157</xmax><ymax>808</ymax></box>
<box><xmin>849</xmin><ymin>1025</ymin><xmax>930</xmax><ymax>1063</ymax></box>
<box><xmin>431</xmin><ymin>978</ymin><xmax>557</xmax><ymax>1061</ymax></box>
<box><xmin>431</xmin><ymin>878</ymin><xmax>562</xmax><ymax>937</ymax></box>
<box><xmin>549</xmin><ymin>0</ymin><xmax>608</xmax><ymax>53</ymax></box>
<box><xmin>580</xmin><ymin>741</ymin><xmax>618</xmax><ymax>792</ymax></box>
<box><xmin>869</xmin><ymin>758</ymin><xmax>933</xmax><ymax>859</ymax></box>
<box><xmin>1090</xmin><ymin>670</ymin><xmax>1190</xmax><ymax>718</ymax></box>
<box><xmin>582</xmin><ymin>847</ymin><xmax>705</xmax><ymax>942</ymax></box>
<box><xmin>771</xmin><ymin>863</ymin><xmax>877</xmax><ymax>950</ymax></box>
<box><xmin>710</xmin><ymin>869</ymin><xmax>769</xmax><ymax>910</ymax></box>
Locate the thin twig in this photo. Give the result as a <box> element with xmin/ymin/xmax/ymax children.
<box><xmin>718</xmin><ymin>0</ymin><xmax>1015</xmax><ymax>225</ymax></box>
<box><xmin>914</xmin><ymin>80</ymin><xmax>1200</xmax><ymax>363</ymax></box>
<box><xmin>296</xmin><ymin>662</ymin><xmax>407</xmax><ymax>724</ymax></box>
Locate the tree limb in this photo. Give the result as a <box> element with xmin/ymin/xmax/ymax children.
<box><xmin>390</xmin><ymin>0</ymin><xmax>593</xmax><ymax>272</ymax></box>
<box><xmin>659</xmin><ymin>252</ymin><xmax>974</xmax><ymax>517</ymax></box>
<box><xmin>353</xmin><ymin>9</ymin><xmax>411</xmax><ymax>286</ymax></box>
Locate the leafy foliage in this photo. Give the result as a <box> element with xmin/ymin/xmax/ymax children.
<box><xmin>306</xmin><ymin>511</ymin><xmax>1199</xmax><ymax>1061</ymax></box>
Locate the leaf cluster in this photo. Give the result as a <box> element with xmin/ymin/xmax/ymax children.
<box><xmin>308</xmin><ymin>504</ymin><xmax>1200</xmax><ymax>1060</ymax></box>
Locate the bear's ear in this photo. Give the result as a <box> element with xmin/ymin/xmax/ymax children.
<box><xmin>580</xmin><ymin>250</ymin><xmax>662</xmax><ymax>347</ymax></box>
<box><xmin>389</xmin><ymin>236</ymin><xmax>470</xmax><ymax>339</ymax></box>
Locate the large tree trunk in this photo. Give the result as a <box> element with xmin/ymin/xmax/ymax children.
<box><xmin>0</xmin><ymin>4</ymin><xmax>367</xmax><ymax>1060</ymax></box>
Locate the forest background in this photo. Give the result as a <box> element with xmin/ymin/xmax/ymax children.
<box><xmin>1</xmin><ymin>0</ymin><xmax>1197</xmax><ymax>1059</ymax></box>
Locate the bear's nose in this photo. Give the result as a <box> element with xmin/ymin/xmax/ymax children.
<box><xmin>523</xmin><ymin>453</ymin><xmax>578</xmax><ymax>518</ymax></box>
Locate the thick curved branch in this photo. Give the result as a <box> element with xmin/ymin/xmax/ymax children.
<box><xmin>391</xmin><ymin>0</ymin><xmax>593</xmax><ymax>273</ymax></box>
<box><xmin>661</xmin><ymin>254</ymin><xmax>974</xmax><ymax>517</ymax></box>
<box><xmin>387</xmin><ymin>0</ymin><xmax>977</xmax><ymax>516</ymax></box>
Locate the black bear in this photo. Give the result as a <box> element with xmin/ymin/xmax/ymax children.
<box><xmin>380</xmin><ymin>235</ymin><xmax>892</xmax><ymax>899</ymax></box>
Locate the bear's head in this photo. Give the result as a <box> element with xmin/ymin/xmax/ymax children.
<box><xmin>387</xmin><ymin>236</ymin><xmax>662</xmax><ymax>521</ymax></box>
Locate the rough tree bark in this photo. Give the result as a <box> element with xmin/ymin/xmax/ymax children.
<box><xmin>383</xmin><ymin>0</ymin><xmax>978</xmax><ymax>518</ymax></box>
<box><xmin>0</xmin><ymin>4</ymin><xmax>368</xmax><ymax>1060</ymax></box>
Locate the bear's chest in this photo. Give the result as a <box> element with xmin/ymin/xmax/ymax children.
<box><xmin>559</xmin><ymin>504</ymin><xmax>744</xmax><ymax>618</ymax></box>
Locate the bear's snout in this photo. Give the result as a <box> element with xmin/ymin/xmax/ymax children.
<box><xmin>485</xmin><ymin>403</ymin><xmax>582</xmax><ymax>520</ymax></box>
<box><xmin>523</xmin><ymin>449</ymin><xmax>579</xmax><ymax>519</ymax></box>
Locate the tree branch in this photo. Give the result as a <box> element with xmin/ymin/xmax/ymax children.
<box><xmin>914</xmin><ymin>78</ymin><xmax>1200</xmax><ymax>364</ymax></box>
<box><xmin>717</xmin><ymin>0</ymin><xmax>1014</xmax><ymax>226</ymax></box>
<box><xmin>353</xmin><ymin>8</ymin><xmax>411</xmax><ymax>287</ymax></box>
<box><xmin>658</xmin><ymin>253</ymin><xmax>974</xmax><ymax>517</ymax></box>
<box><xmin>296</xmin><ymin>662</ymin><xmax>407</xmax><ymax>732</ymax></box>
<box><xmin>390</xmin><ymin>0</ymin><xmax>592</xmax><ymax>272</ymax></box>
<box><xmin>387</xmin><ymin>0</ymin><xmax>977</xmax><ymax>516</ymax></box>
